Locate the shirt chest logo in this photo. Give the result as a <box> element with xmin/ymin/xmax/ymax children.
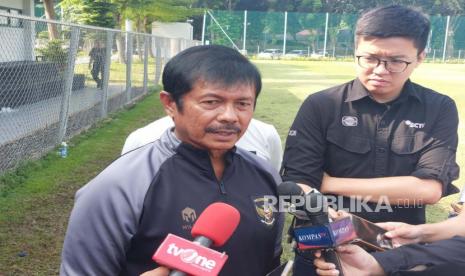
<box><xmin>252</xmin><ymin>197</ymin><xmax>276</xmax><ymax>228</ymax></box>
<box><xmin>181</xmin><ymin>207</ymin><xmax>197</xmax><ymax>231</ymax></box>
<box><xmin>182</xmin><ymin>207</ymin><xmax>197</xmax><ymax>223</ymax></box>
<box><xmin>289</xmin><ymin>130</ymin><xmax>297</xmax><ymax>136</ymax></box>
<box><xmin>342</xmin><ymin>116</ymin><xmax>358</xmax><ymax>127</ymax></box>
<box><xmin>405</xmin><ymin>120</ymin><xmax>425</xmax><ymax>129</ymax></box>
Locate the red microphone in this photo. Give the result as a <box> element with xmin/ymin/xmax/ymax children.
<box><xmin>153</xmin><ymin>202</ymin><xmax>240</xmax><ymax>276</ymax></box>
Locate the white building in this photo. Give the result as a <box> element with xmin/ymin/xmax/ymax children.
<box><xmin>152</xmin><ymin>21</ymin><xmax>193</xmax><ymax>40</ymax></box>
<box><xmin>0</xmin><ymin>0</ymin><xmax>35</xmax><ymax>62</ymax></box>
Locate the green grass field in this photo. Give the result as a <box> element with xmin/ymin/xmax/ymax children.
<box><xmin>0</xmin><ymin>60</ymin><xmax>464</xmax><ymax>274</ymax></box>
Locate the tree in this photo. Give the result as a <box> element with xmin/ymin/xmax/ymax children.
<box><xmin>127</xmin><ymin>0</ymin><xmax>201</xmax><ymax>32</ymax></box>
<box><xmin>60</xmin><ymin>0</ymin><xmax>117</xmax><ymax>28</ymax></box>
<box><xmin>80</xmin><ymin>1</ymin><xmax>117</xmax><ymax>28</ymax></box>
<box><xmin>43</xmin><ymin>0</ymin><xmax>59</xmax><ymax>40</ymax></box>
<box><xmin>125</xmin><ymin>0</ymin><xmax>203</xmax><ymax>59</ymax></box>
<box><xmin>194</xmin><ymin>0</ymin><xmax>241</xmax><ymax>10</ymax></box>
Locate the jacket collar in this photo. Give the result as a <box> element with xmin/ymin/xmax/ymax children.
<box><xmin>163</xmin><ymin>128</ymin><xmax>235</xmax><ymax>172</ymax></box>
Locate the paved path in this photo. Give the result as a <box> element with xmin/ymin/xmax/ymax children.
<box><xmin>0</xmin><ymin>84</ymin><xmax>126</xmax><ymax>145</ymax></box>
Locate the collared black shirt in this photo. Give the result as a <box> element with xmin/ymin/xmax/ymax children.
<box><xmin>281</xmin><ymin>78</ymin><xmax>459</xmax><ymax>224</ymax></box>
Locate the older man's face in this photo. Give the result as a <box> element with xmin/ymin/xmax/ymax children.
<box><xmin>168</xmin><ymin>82</ymin><xmax>255</xmax><ymax>152</ymax></box>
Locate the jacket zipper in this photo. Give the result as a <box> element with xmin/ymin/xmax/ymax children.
<box><xmin>219</xmin><ymin>181</ymin><xmax>226</xmax><ymax>194</ymax></box>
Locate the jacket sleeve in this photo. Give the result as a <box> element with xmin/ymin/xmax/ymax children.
<box><xmin>60</xmin><ymin>153</ymin><xmax>154</xmax><ymax>275</ymax></box>
<box><xmin>372</xmin><ymin>236</ymin><xmax>465</xmax><ymax>274</ymax></box>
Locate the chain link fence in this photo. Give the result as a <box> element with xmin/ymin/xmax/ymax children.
<box><xmin>203</xmin><ymin>10</ymin><xmax>465</xmax><ymax>62</ymax></box>
<box><xmin>0</xmin><ymin>13</ymin><xmax>200</xmax><ymax>174</ymax></box>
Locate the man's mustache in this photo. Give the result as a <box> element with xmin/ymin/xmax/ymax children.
<box><xmin>205</xmin><ymin>124</ymin><xmax>241</xmax><ymax>133</ymax></box>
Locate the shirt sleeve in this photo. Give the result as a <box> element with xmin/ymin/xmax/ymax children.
<box><xmin>410</xmin><ymin>97</ymin><xmax>460</xmax><ymax>196</ymax></box>
<box><xmin>372</xmin><ymin>236</ymin><xmax>465</xmax><ymax>274</ymax></box>
<box><xmin>281</xmin><ymin>95</ymin><xmax>326</xmax><ymax>189</ymax></box>
<box><xmin>267</xmin><ymin>125</ymin><xmax>283</xmax><ymax>172</ymax></box>
<box><xmin>122</xmin><ymin>131</ymin><xmax>141</xmax><ymax>154</ymax></box>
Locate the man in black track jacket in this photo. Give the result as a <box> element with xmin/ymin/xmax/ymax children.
<box><xmin>60</xmin><ymin>45</ymin><xmax>284</xmax><ymax>276</ymax></box>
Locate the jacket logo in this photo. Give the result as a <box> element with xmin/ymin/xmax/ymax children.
<box><xmin>182</xmin><ymin>207</ymin><xmax>197</xmax><ymax>223</ymax></box>
<box><xmin>342</xmin><ymin>116</ymin><xmax>358</xmax><ymax>127</ymax></box>
<box><xmin>252</xmin><ymin>197</ymin><xmax>275</xmax><ymax>227</ymax></box>
<box><xmin>405</xmin><ymin>120</ymin><xmax>425</xmax><ymax>129</ymax></box>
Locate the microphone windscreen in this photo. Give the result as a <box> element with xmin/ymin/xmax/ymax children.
<box><xmin>306</xmin><ymin>192</ymin><xmax>325</xmax><ymax>210</ymax></box>
<box><xmin>277</xmin><ymin>181</ymin><xmax>303</xmax><ymax>196</ymax></box>
<box><xmin>191</xmin><ymin>202</ymin><xmax>240</xmax><ymax>247</ymax></box>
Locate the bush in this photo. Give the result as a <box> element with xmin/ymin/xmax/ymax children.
<box><xmin>36</xmin><ymin>39</ymin><xmax>68</xmax><ymax>64</ymax></box>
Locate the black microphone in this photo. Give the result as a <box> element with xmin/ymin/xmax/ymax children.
<box><xmin>305</xmin><ymin>192</ymin><xmax>345</xmax><ymax>276</ymax></box>
<box><xmin>277</xmin><ymin>181</ymin><xmax>311</xmax><ymax>220</ymax></box>
<box><xmin>277</xmin><ymin>181</ymin><xmax>305</xmax><ymax>197</ymax></box>
<box><xmin>277</xmin><ymin>181</ymin><xmax>345</xmax><ymax>276</ymax></box>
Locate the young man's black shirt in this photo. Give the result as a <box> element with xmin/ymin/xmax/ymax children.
<box><xmin>282</xmin><ymin>78</ymin><xmax>459</xmax><ymax>224</ymax></box>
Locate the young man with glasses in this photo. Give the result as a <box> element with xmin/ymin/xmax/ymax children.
<box><xmin>281</xmin><ymin>5</ymin><xmax>460</xmax><ymax>275</ymax></box>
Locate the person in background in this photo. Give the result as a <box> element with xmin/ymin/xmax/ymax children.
<box><xmin>89</xmin><ymin>41</ymin><xmax>105</xmax><ymax>89</ymax></box>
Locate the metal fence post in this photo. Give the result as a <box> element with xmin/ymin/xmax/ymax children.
<box><xmin>101</xmin><ymin>30</ymin><xmax>114</xmax><ymax>118</ymax></box>
<box><xmin>442</xmin><ymin>15</ymin><xmax>450</xmax><ymax>63</ymax></box>
<box><xmin>243</xmin><ymin>10</ymin><xmax>247</xmax><ymax>53</ymax></box>
<box><xmin>23</xmin><ymin>20</ymin><xmax>35</xmax><ymax>61</ymax></box>
<box><xmin>283</xmin><ymin>11</ymin><xmax>287</xmax><ymax>54</ymax></box>
<box><xmin>155</xmin><ymin>37</ymin><xmax>162</xmax><ymax>85</ymax></box>
<box><xmin>323</xmin><ymin>12</ymin><xmax>329</xmax><ymax>55</ymax></box>
<box><xmin>57</xmin><ymin>26</ymin><xmax>80</xmax><ymax>143</ymax></box>
<box><xmin>202</xmin><ymin>10</ymin><xmax>206</xmax><ymax>45</ymax></box>
<box><xmin>143</xmin><ymin>36</ymin><xmax>149</xmax><ymax>94</ymax></box>
<box><xmin>126</xmin><ymin>32</ymin><xmax>133</xmax><ymax>103</ymax></box>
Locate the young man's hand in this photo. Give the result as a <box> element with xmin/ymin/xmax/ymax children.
<box><xmin>314</xmin><ymin>245</ymin><xmax>385</xmax><ymax>276</ymax></box>
<box><xmin>376</xmin><ymin>222</ymin><xmax>423</xmax><ymax>247</ymax></box>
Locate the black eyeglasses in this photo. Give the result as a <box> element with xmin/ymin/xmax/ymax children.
<box><xmin>356</xmin><ymin>55</ymin><xmax>412</xmax><ymax>73</ymax></box>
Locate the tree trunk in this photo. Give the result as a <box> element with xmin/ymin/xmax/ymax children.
<box><xmin>144</xmin><ymin>16</ymin><xmax>155</xmax><ymax>58</ymax></box>
<box><xmin>43</xmin><ymin>0</ymin><xmax>59</xmax><ymax>40</ymax></box>
<box><xmin>114</xmin><ymin>13</ymin><xmax>126</xmax><ymax>63</ymax></box>
<box><xmin>116</xmin><ymin>36</ymin><xmax>126</xmax><ymax>63</ymax></box>
<box><xmin>136</xmin><ymin>18</ymin><xmax>143</xmax><ymax>61</ymax></box>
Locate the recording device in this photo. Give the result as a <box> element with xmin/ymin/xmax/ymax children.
<box><xmin>152</xmin><ymin>202</ymin><xmax>240</xmax><ymax>276</ymax></box>
<box><xmin>278</xmin><ymin>181</ymin><xmax>345</xmax><ymax>276</ymax></box>
<box><xmin>349</xmin><ymin>214</ymin><xmax>393</xmax><ymax>251</ymax></box>
<box><xmin>449</xmin><ymin>188</ymin><xmax>463</xmax><ymax>216</ymax></box>
<box><xmin>278</xmin><ymin>181</ymin><xmax>393</xmax><ymax>250</ymax></box>
<box><xmin>298</xmin><ymin>191</ymin><xmax>345</xmax><ymax>276</ymax></box>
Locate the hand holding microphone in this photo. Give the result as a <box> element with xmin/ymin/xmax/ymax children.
<box><xmin>151</xmin><ymin>202</ymin><xmax>240</xmax><ymax>276</ymax></box>
<box><xmin>278</xmin><ymin>181</ymin><xmax>345</xmax><ymax>276</ymax></box>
